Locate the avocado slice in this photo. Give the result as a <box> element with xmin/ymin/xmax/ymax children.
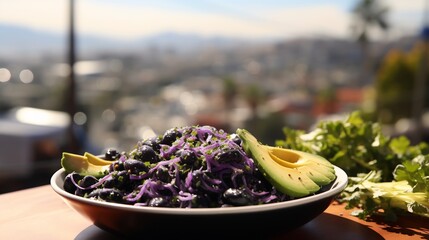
<box><xmin>61</xmin><ymin>152</ymin><xmax>110</xmax><ymax>178</ymax></box>
<box><xmin>236</xmin><ymin>128</ymin><xmax>336</xmax><ymax>198</ymax></box>
<box><xmin>84</xmin><ymin>152</ymin><xmax>113</xmax><ymax>166</ymax></box>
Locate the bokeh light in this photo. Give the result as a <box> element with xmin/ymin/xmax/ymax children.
<box><xmin>19</xmin><ymin>69</ymin><xmax>34</xmax><ymax>83</ymax></box>
<box><xmin>0</xmin><ymin>68</ymin><xmax>11</xmax><ymax>82</ymax></box>
<box><xmin>101</xmin><ymin>109</ymin><xmax>116</xmax><ymax>123</ymax></box>
<box><xmin>73</xmin><ymin>112</ymin><xmax>87</xmax><ymax>125</ymax></box>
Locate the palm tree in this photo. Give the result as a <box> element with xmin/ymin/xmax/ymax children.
<box><xmin>351</xmin><ymin>0</ymin><xmax>389</xmax><ymax>84</ymax></box>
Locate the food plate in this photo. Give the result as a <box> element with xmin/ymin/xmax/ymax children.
<box><xmin>50</xmin><ymin>165</ymin><xmax>347</xmax><ymax>237</ymax></box>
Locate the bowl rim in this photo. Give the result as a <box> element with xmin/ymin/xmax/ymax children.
<box><xmin>50</xmin><ymin>165</ymin><xmax>347</xmax><ymax>215</ymax></box>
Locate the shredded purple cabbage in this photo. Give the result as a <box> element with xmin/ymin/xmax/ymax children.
<box><xmin>64</xmin><ymin>125</ymin><xmax>290</xmax><ymax>208</ymax></box>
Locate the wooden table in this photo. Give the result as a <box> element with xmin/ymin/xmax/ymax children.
<box><xmin>0</xmin><ymin>185</ymin><xmax>427</xmax><ymax>240</ymax></box>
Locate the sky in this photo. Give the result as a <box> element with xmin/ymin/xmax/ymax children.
<box><xmin>0</xmin><ymin>0</ymin><xmax>426</xmax><ymax>41</ymax></box>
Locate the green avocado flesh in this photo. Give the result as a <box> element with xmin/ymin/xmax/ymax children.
<box><xmin>61</xmin><ymin>152</ymin><xmax>110</xmax><ymax>177</ymax></box>
<box><xmin>84</xmin><ymin>152</ymin><xmax>113</xmax><ymax>166</ymax></box>
<box><xmin>236</xmin><ymin>128</ymin><xmax>336</xmax><ymax>198</ymax></box>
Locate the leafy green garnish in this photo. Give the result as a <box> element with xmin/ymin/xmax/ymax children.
<box><xmin>393</xmin><ymin>155</ymin><xmax>429</xmax><ymax>193</ymax></box>
<box><xmin>276</xmin><ymin>111</ymin><xmax>429</xmax><ymax>221</ymax></box>
<box><xmin>342</xmin><ymin>170</ymin><xmax>429</xmax><ymax>221</ymax></box>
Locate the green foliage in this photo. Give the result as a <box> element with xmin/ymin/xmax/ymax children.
<box><xmin>393</xmin><ymin>155</ymin><xmax>429</xmax><ymax>193</ymax></box>
<box><xmin>375</xmin><ymin>43</ymin><xmax>429</xmax><ymax>123</ymax></box>
<box><xmin>276</xmin><ymin>111</ymin><xmax>426</xmax><ymax>181</ymax></box>
<box><xmin>276</xmin><ymin>110</ymin><xmax>429</xmax><ymax>220</ymax></box>
<box><xmin>376</xmin><ymin>50</ymin><xmax>414</xmax><ymax>123</ymax></box>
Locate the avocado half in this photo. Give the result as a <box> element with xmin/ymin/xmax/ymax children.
<box><xmin>236</xmin><ymin>128</ymin><xmax>336</xmax><ymax>198</ymax></box>
<box><xmin>61</xmin><ymin>152</ymin><xmax>110</xmax><ymax>177</ymax></box>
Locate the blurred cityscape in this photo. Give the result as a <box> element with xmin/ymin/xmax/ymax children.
<box><xmin>0</xmin><ymin>0</ymin><xmax>428</xmax><ymax>193</ymax></box>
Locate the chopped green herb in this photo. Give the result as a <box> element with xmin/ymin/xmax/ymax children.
<box><xmin>276</xmin><ymin>111</ymin><xmax>429</xmax><ymax>221</ymax></box>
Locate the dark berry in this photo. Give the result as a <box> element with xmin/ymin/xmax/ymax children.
<box><xmin>215</xmin><ymin>149</ymin><xmax>242</xmax><ymax>163</ymax></box>
<box><xmin>148</xmin><ymin>197</ymin><xmax>169</xmax><ymax>207</ymax></box>
<box><xmin>142</xmin><ymin>137</ymin><xmax>161</xmax><ymax>152</ymax></box>
<box><xmin>79</xmin><ymin>175</ymin><xmax>98</xmax><ymax>188</ymax></box>
<box><xmin>63</xmin><ymin>172</ymin><xmax>83</xmax><ymax>193</ymax></box>
<box><xmin>139</xmin><ymin>145</ymin><xmax>159</xmax><ymax>163</ymax></box>
<box><xmin>124</xmin><ymin>159</ymin><xmax>148</xmax><ymax>174</ymax></box>
<box><xmin>222</xmin><ymin>188</ymin><xmax>253</xmax><ymax>206</ymax></box>
<box><xmin>161</xmin><ymin>128</ymin><xmax>182</xmax><ymax>145</ymax></box>
<box><xmin>176</xmin><ymin>149</ymin><xmax>197</xmax><ymax>165</ymax></box>
<box><xmin>105</xmin><ymin>149</ymin><xmax>120</xmax><ymax>160</ymax></box>
<box><xmin>110</xmin><ymin>160</ymin><xmax>125</xmax><ymax>171</ymax></box>
<box><xmin>155</xmin><ymin>166</ymin><xmax>172</xmax><ymax>183</ymax></box>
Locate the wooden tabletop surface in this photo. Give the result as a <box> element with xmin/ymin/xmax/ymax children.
<box><xmin>0</xmin><ymin>185</ymin><xmax>427</xmax><ymax>240</ymax></box>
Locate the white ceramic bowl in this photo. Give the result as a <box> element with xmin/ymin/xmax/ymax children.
<box><xmin>51</xmin><ymin>166</ymin><xmax>347</xmax><ymax>237</ymax></box>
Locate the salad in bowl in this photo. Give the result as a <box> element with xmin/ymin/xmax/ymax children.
<box><xmin>51</xmin><ymin>125</ymin><xmax>347</xmax><ymax>236</ymax></box>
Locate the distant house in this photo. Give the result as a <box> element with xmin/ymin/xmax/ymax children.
<box><xmin>312</xmin><ymin>87</ymin><xmax>364</xmax><ymax>117</ymax></box>
<box><xmin>335</xmin><ymin>88</ymin><xmax>364</xmax><ymax>112</ymax></box>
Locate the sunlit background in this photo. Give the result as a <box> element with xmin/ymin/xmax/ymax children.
<box><xmin>0</xmin><ymin>0</ymin><xmax>428</xmax><ymax>192</ymax></box>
